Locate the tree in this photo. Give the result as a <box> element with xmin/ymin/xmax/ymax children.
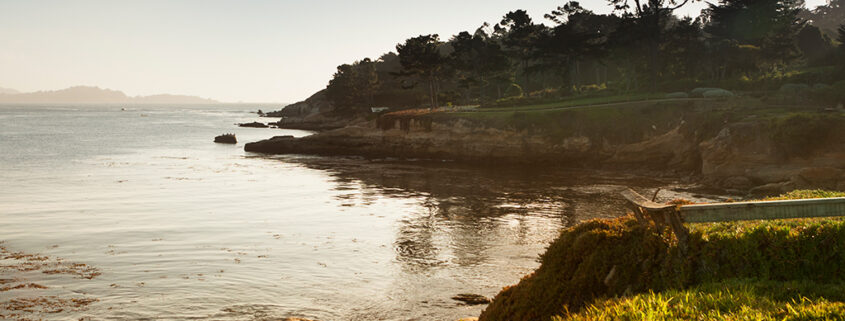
<box><xmin>494</xmin><ymin>10</ymin><xmax>548</xmax><ymax>90</ymax></box>
<box><xmin>800</xmin><ymin>0</ymin><xmax>845</xmax><ymax>35</ymax></box>
<box><xmin>535</xmin><ymin>3</ymin><xmax>609</xmax><ymax>90</ymax></box>
<box><xmin>661</xmin><ymin>17</ymin><xmax>706</xmax><ymax>79</ymax></box>
<box><xmin>396</xmin><ymin>35</ymin><xmax>447</xmax><ymax>109</ymax></box>
<box><xmin>795</xmin><ymin>24</ymin><xmax>835</xmax><ymax>66</ymax></box>
<box><xmin>448</xmin><ymin>30</ymin><xmax>509</xmax><ymax>103</ymax></box>
<box><xmin>705</xmin><ymin>0</ymin><xmax>805</xmax><ymax>72</ymax></box>
<box><xmin>839</xmin><ymin>24</ymin><xmax>845</xmax><ymax>65</ymax></box>
<box><xmin>325</xmin><ymin>58</ymin><xmax>380</xmax><ymax>114</ymax></box>
<box><xmin>839</xmin><ymin>24</ymin><xmax>845</xmax><ymax>51</ymax></box>
<box><xmin>607</xmin><ymin>0</ymin><xmax>700</xmax><ymax>88</ymax></box>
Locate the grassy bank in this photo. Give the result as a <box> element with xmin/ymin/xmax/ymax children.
<box><xmin>479</xmin><ymin>190</ymin><xmax>845</xmax><ymax>321</ymax></box>
<box><xmin>561</xmin><ymin>279</ymin><xmax>845</xmax><ymax>320</ymax></box>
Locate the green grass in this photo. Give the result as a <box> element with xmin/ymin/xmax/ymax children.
<box><xmin>476</xmin><ymin>93</ymin><xmax>669</xmax><ymax>113</ymax></box>
<box><xmin>478</xmin><ymin>190</ymin><xmax>845</xmax><ymax>321</ymax></box>
<box><xmin>429</xmin><ymin>97</ymin><xmax>751</xmax><ymax>144</ymax></box>
<box><xmin>558</xmin><ymin>279</ymin><xmax>845</xmax><ymax>321</ymax></box>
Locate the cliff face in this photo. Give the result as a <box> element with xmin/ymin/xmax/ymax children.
<box><xmin>246</xmin><ymin>104</ymin><xmax>845</xmax><ymax>193</ymax></box>
<box><xmin>265</xmin><ymin>90</ymin><xmax>349</xmax><ymax>130</ymax></box>
<box><xmin>275</xmin><ymin>90</ymin><xmax>333</xmax><ymax>118</ymax></box>
<box><xmin>699</xmin><ymin>119</ymin><xmax>845</xmax><ymax>192</ymax></box>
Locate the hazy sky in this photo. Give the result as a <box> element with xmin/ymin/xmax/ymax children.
<box><xmin>0</xmin><ymin>0</ymin><xmax>827</xmax><ymax>103</ymax></box>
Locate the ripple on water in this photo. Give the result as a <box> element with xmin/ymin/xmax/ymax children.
<box><xmin>0</xmin><ymin>104</ymin><xmax>725</xmax><ymax>320</ymax></box>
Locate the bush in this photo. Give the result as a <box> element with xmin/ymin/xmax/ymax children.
<box><xmin>657</xmin><ymin>79</ymin><xmax>700</xmax><ymax>92</ymax></box>
<box><xmin>690</xmin><ymin>87</ymin><xmax>719</xmax><ymax>97</ymax></box>
<box><xmin>503</xmin><ymin>83</ymin><xmax>524</xmax><ymax>98</ymax></box>
<box><xmin>665</xmin><ymin>92</ymin><xmax>689</xmax><ymax>99</ymax></box>
<box><xmin>578</xmin><ymin>84</ymin><xmax>606</xmax><ymax>93</ymax></box>
<box><xmin>528</xmin><ymin>88</ymin><xmax>560</xmax><ymax>99</ymax></box>
<box><xmin>479</xmin><ymin>212</ymin><xmax>845</xmax><ymax>321</ymax></box>
<box><xmin>779</xmin><ymin>83</ymin><xmax>811</xmax><ymax>92</ymax></box>
<box><xmin>702</xmin><ymin>88</ymin><xmax>735</xmax><ymax>98</ymax></box>
<box><xmin>808</xmin><ymin>80</ymin><xmax>845</xmax><ymax>105</ymax></box>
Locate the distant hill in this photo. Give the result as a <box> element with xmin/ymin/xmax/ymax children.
<box><xmin>0</xmin><ymin>87</ymin><xmax>20</xmax><ymax>95</ymax></box>
<box><xmin>0</xmin><ymin>86</ymin><xmax>218</xmax><ymax>104</ymax></box>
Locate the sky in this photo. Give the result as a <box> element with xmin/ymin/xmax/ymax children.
<box><xmin>0</xmin><ymin>0</ymin><xmax>828</xmax><ymax>103</ymax></box>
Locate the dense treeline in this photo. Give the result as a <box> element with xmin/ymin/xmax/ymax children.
<box><xmin>324</xmin><ymin>0</ymin><xmax>845</xmax><ymax>114</ymax></box>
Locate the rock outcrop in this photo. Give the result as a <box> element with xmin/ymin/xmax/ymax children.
<box><xmin>238</xmin><ymin>121</ymin><xmax>268</xmax><ymax>128</ymax></box>
<box><xmin>246</xmin><ymin>107</ymin><xmax>845</xmax><ymax>194</ymax></box>
<box><xmin>699</xmin><ymin>120</ymin><xmax>845</xmax><ymax>194</ymax></box>
<box><xmin>264</xmin><ymin>90</ymin><xmax>347</xmax><ymax>130</ymax></box>
<box><xmin>214</xmin><ymin>133</ymin><xmax>237</xmax><ymax>144</ymax></box>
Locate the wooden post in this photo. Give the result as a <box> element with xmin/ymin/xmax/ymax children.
<box><xmin>621</xmin><ymin>188</ymin><xmax>689</xmax><ymax>248</ymax></box>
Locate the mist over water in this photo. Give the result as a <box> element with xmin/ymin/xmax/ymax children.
<box><xmin>0</xmin><ymin>104</ymin><xmax>702</xmax><ymax>320</ymax></box>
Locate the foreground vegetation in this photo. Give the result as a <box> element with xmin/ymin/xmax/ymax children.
<box><xmin>479</xmin><ymin>190</ymin><xmax>845</xmax><ymax>321</ymax></box>
<box><xmin>560</xmin><ymin>279</ymin><xmax>845</xmax><ymax>320</ymax></box>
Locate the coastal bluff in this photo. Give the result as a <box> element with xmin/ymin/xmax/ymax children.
<box><xmin>246</xmin><ymin>99</ymin><xmax>845</xmax><ymax>194</ymax></box>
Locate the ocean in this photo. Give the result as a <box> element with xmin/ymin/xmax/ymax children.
<box><xmin>0</xmin><ymin>104</ymin><xmax>695</xmax><ymax>320</ymax></box>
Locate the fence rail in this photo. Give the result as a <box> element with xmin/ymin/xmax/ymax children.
<box><xmin>680</xmin><ymin>197</ymin><xmax>845</xmax><ymax>223</ymax></box>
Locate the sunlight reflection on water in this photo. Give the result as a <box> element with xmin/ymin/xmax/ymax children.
<box><xmin>0</xmin><ymin>104</ymin><xmax>714</xmax><ymax>320</ymax></box>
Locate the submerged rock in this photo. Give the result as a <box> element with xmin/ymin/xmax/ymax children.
<box><xmin>452</xmin><ymin>293</ymin><xmax>491</xmax><ymax>305</ymax></box>
<box><xmin>214</xmin><ymin>134</ymin><xmax>237</xmax><ymax>144</ymax></box>
<box><xmin>239</xmin><ymin>121</ymin><xmax>269</xmax><ymax>128</ymax></box>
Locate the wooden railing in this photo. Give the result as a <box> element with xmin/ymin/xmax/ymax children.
<box><xmin>621</xmin><ymin>188</ymin><xmax>845</xmax><ymax>248</ymax></box>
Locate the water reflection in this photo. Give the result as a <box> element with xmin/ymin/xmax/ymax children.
<box><xmin>0</xmin><ymin>103</ymin><xmax>716</xmax><ymax>321</ymax></box>
<box><xmin>248</xmin><ymin>155</ymin><xmax>687</xmax><ymax>319</ymax></box>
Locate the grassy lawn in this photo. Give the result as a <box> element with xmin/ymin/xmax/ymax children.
<box><xmin>475</xmin><ymin>93</ymin><xmax>670</xmax><ymax>113</ymax></box>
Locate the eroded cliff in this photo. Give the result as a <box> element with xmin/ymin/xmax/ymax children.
<box><xmin>247</xmin><ymin>99</ymin><xmax>845</xmax><ymax>194</ymax></box>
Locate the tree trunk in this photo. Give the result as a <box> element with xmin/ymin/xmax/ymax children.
<box><xmin>428</xmin><ymin>76</ymin><xmax>436</xmax><ymax>110</ymax></box>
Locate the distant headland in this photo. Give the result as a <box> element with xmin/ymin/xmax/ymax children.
<box><xmin>0</xmin><ymin>86</ymin><xmax>218</xmax><ymax>104</ymax></box>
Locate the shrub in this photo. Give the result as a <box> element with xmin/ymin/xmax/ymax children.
<box><xmin>578</xmin><ymin>84</ymin><xmax>606</xmax><ymax>93</ymax></box>
<box><xmin>702</xmin><ymin>88</ymin><xmax>735</xmax><ymax>98</ymax></box>
<box><xmin>503</xmin><ymin>83</ymin><xmax>524</xmax><ymax>98</ymax></box>
<box><xmin>690</xmin><ymin>87</ymin><xmax>719</xmax><ymax>97</ymax></box>
<box><xmin>665</xmin><ymin>92</ymin><xmax>689</xmax><ymax>99</ymax></box>
<box><xmin>657</xmin><ymin>79</ymin><xmax>700</xmax><ymax>92</ymax></box>
<box><xmin>479</xmin><ymin>214</ymin><xmax>845</xmax><ymax>321</ymax></box>
<box><xmin>528</xmin><ymin>88</ymin><xmax>560</xmax><ymax>99</ymax></box>
<box><xmin>779</xmin><ymin>83</ymin><xmax>811</xmax><ymax>92</ymax></box>
<box><xmin>808</xmin><ymin>80</ymin><xmax>845</xmax><ymax>105</ymax></box>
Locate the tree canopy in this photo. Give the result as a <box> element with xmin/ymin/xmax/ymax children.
<box><xmin>317</xmin><ymin>0</ymin><xmax>844</xmax><ymax>114</ymax></box>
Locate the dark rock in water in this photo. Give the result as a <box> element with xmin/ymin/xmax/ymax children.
<box><xmin>452</xmin><ymin>293</ymin><xmax>491</xmax><ymax>305</ymax></box>
<box><xmin>239</xmin><ymin>121</ymin><xmax>268</xmax><ymax>128</ymax></box>
<box><xmin>214</xmin><ymin>134</ymin><xmax>237</xmax><ymax>144</ymax></box>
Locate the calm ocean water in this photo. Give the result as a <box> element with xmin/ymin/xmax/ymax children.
<box><xmin>0</xmin><ymin>104</ymin><xmax>708</xmax><ymax>320</ymax></box>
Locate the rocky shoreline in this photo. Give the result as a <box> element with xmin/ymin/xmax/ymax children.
<box><xmin>246</xmin><ymin>100</ymin><xmax>845</xmax><ymax>195</ymax></box>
